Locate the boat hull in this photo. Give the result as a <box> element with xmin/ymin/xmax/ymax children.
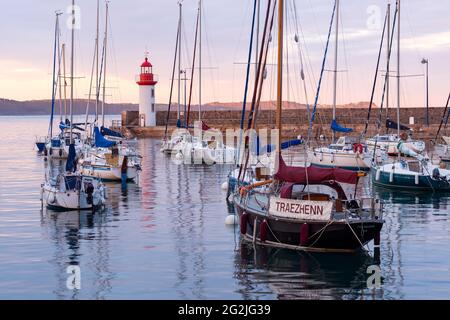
<box><xmin>81</xmin><ymin>165</ymin><xmax>138</xmax><ymax>182</ymax></box>
<box><xmin>42</xmin><ymin>184</ymin><xmax>105</xmax><ymax>211</ymax></box>
<box><xmin>308</xmin><ymin>150</ymin><xmax>370</xmax><ymax>172</ymax></box>
<box><xmin>372</xmin><ymin>166</ymin><xmax>450</xmax><ymax>191</ymax></box>
<box><xmin>234</xmin><ymin>199</ymin><xmax>383</xmax><ymax>253</ymax></box>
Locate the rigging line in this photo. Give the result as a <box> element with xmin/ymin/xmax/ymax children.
<box><xmin>186</xmin><ymin>4</ymin><xmax>200</xmax><ymax>129</ymax></box>
<box><xmin>372</xmin><ymin>6</ymin><xmax>400</xmax><ymax>163</ymax></box>
<box><xmin>291</xmin><ymin>0</ymin><xmax>311</xmax><ymax>127</ymax></box>
<box><xmin>237</xmin><ymin>0</ymin><xmax>258</xmax><ymax>166</ymax></box>
<box><xmin>362</xmin><ymin>9</ymin><xmax>388</xmax><ymax>138</ymax></box>
<box><xmin>95</xmin><ymin>34</ymin><xmax>106</xmax><ymax>126</ymax></box>
<box><xmin>250</xmin><ymin>1</ymin><xmax>277</xmax><ymax>132</ymax></box>
<box><xmin>238</xmin><ymin>0</ymin><xmax>275</xmax><ymax>184</ymax></box>
<box><xmin>49</xmin><ymin>13</ymin><xmax>61</xmax><ymax>139</ymax></box>
<box><xmin>164</xmin><ymin>11</ymin><xmax>181</xmax><ymax>140</ymax></box>
<box><xmin>57</xmin><ymin>26</ymin><xmax>63</xmax><ymax>123</ymax></box>
<box><xmin>306</xmin><ymin>0</ymin><xmax>337</xmax><ymax>146</ymax></box>
<box><xmin>375</xmin><ymin>5</ymin><xmax>399</xmax><ymax>134</ymax></box>
<box><xmin>84</xmin><ymin>38</ymin><xmax>98</xmax><ymax>135</ymax></box>
<box><xmin>434</xmin><ymin>92</ymin><xmax>450</xmax><ymax>143</ymax></box>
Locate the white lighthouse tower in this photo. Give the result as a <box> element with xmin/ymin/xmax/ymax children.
<box><xmin>136</xmin><ymin>54</ymin><xmax>158</xmax><ymax>127</ymax></box>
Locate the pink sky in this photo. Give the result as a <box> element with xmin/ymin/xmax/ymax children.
<box><xmin>0</xmin><ymin>0</ymin><xmax>449</xmax><ymax>108</ymax></box>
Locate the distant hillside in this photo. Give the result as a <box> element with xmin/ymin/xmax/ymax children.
<box><xmin>0</xmin><ymin>98</ymin><xmax>139</xmax><ymax>116</ymax></box>
<box><xmin>0</xmin><ymin>98</ymin><xmax>379</xmax><ymax>116</ymax></box>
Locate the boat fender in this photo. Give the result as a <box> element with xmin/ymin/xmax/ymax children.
<box><xmin>85</xmin><ymin>183</ymin><xmax>94</xmax><ymax>205</ymax></box>
<box><xmin>415</xmin><ymin>174</ymin><xmax>419</xmax><ymax>185</ymax></box>
<box><xmin>225</xmin><ymin>215</ymin><xmax>237</xmax><ymax>225</ymax></box>
<box><xmin>320</xmin><ymin>152</ymin><xmax>323</xmax><ymax>162</ymax></box>
<box><xmin>59</xmin><ymin>149</ymin><xmax>63</xmax><ymax>157</ymax></box>
<box><xmin>376</xmin><ymin>169</ymin><xmax>381</xmax><ymax>181</ymax></box>
<box><xmin>300</xmin><ymin>223</ymin><xmax>309</xmax><ymax>247</ymax></box>
<box><xmin>221</xmin><ymin>181</ymin><xmax>229</xmax><ymax>191</ymax></box>
<box><xmin>389</xmin><ymin>171</ymin><xmax>394</xmax><ymax>183</ymax></box>
<box><xmin>260</xmin><ymin>220</ymin><xmax>268</xmax><ymax>242</ymax></box>
<box><xmin>44</xmin><ymin>148</ymin><xmax>48</xmax><ymax>156</ymax></box>
<box><xmin>49</xmin><ymin>148</ymin><xmax>53</xmax><ymax>156</ymax></box>
<box><xmin>331</xmin><ymin>153</ymin><xmax>334</xmax><ymax>163</ymax></box>
<box><xmin>48</xmin><ymin>192</ymin><xmax>56</xmax><ymax>204</ymax></box>
<box><xmin>240</xmin><ymin>212</ymin><xmax>248</xmax><ymax>235</ymax></box>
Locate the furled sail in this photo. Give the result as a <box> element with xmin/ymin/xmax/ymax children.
<box><xmin>331</xmin><ymin>119</ymin><xmax>353</xmax><ymax>133</ymax></box>
<box><xmin>94</xmin><ymin>127</ymin><xmax>116</xmax><ymax>148</ymax></box>
<box><xmin>65</xmin><ymin>143</ymin><xmax>77</xmax><ymax>173</ymax></box>
<box><xmin>101</xmin><ymin>126</ymin><xmax>123</xmax><ymax>138</ymax></box>
<box><xmin>386</xmin><ymin>119</ymin><xmax>410</xmax><ymax>131</ymax></box>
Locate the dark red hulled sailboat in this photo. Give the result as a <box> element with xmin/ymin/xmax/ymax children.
<box><xmin>233</xmin><ymin>0</ymin><xmax>384</xmax><ymax>253</ymax></box>
<box><xmin>234</xmin><ymin>157</ymin><xmax>384</xmax><ymax>253</ymax></box>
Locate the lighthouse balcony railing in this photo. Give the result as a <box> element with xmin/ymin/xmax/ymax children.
<box><xmin>135</xmin><ymin>74</ymin><xmax>159</xmax><ymax>83</ymax></box>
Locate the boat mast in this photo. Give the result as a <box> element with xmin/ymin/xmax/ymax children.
<box><xmin>177</xmin><ymin>1</ymin><xmax>182</xmax><ymax>121</ymax></box>
<box><xmin>70</xmin><ymin>0</ymin><xmax>75</xmax><ymax>144</ymax></box>
<box><xmin>396</xmin><ymin>0</ymin><xmax>401</xmax><ymax>138</ymax></box>
<box><xmin>332</xmin><ymin>0</ymin><xmax>339</xmax><ymax>143</ymax></box>
<box><xmin>49</xmin><ymin>12</ymin><xmax>61</xmax><ymax>139</ymax></box>
<box><xmin>57</xmin><ymin>19</ymin><xmax>63</xmax><ymax>124</ymax></box>
<box><xmin>95</xmin><ymin>0</ymin><xmax>100</xmax><ymax>123</ymax></box>
<box><xmin>198</xmin><ymin>0</ymin><xmax>202</xmax><ymax>122</ymax></box>
<box><xmin>62</xmin><ymin>43</ymin><xmax>67</xmax><ymax>121</ymax></box>
<box><xmin>276</xmin><ymin>0</ymin><xmax>284</xmax><ymax>152</ymax></box>
<box><xmin>386</xmin><ymin>3</ymin><xmax>390</xmax><ymax>123</ymax></box>
<box><xmin>102</xmin><ymin>1</ymin><xmax>109</xmax><ymax>128</ymax></box>
<box><xmin>256</xmin><ymin>0</ymin><xmax>260</xmax><ymax>80</ymax></box>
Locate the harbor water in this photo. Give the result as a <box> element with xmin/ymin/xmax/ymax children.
<box><xmin>0</xmin><ymin>116</ymin><xmax>450</xmax><ymax>299</ymax></box>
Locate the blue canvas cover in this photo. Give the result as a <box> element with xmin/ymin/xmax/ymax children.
<box><xmin>331</xmin><ymin>119</ymin><xmax>353</xmax><ymax>133</ymax></box>
<box><xmin>101</xmin><ymin>126</ymin><xmax>123</xmax><ymax>138</ymax></box>
<box><xmin>65</xmin><ymin>143</ymin><xmax>77</xmax><ymax>172</ymax></box>
<box><xmin>51</xmin><ymin>138</ymin><xmax>61</xmax><ymax>148</ymax></box>
<box><xmin>94</xmin><ymin>127</ymin><xmax>116</xmax><ymax>148</ymax></box>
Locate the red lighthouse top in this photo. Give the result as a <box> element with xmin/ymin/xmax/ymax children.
<box><xmin>141</xmin><ymin>57</ymin><xmax>152</xmax><ymax>68</ymax></box>
<box><xmin>136</xmin><ymin>55</ymin><xmax>158</xmax><ymax>86</ymax></box>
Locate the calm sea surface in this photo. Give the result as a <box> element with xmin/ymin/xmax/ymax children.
<box><xmin>0</xmin><ymin>116</ymin><xmax>450</xmax><ymax>300</ymax></box>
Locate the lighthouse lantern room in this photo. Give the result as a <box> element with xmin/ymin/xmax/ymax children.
<box><xmin>136</xmin><ymin>54</ymin><xmax>158</xmax><ymax>127</ymax></box>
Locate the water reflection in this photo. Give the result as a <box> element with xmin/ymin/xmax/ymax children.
<box><xmin>40</xmin><ymin>209</ymin><xmax>115</xmax><ymax>299</ymax></box>
<box><xmin>3</xmin><ymin>117</ymin><xmax>450</xmax><ymax>299</ymax></box>
<box><xmin>235</xmin><ymin>242</ymin><xmax>379</xmax><ymax>300</ymax></box>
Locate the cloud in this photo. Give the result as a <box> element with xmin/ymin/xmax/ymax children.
<box><xmin>402</xmin><ymin>31</ymin><xmax>450</xmax><ymax>51</ymax></box>
<box><xmin>13</xmin><ymin>67</ymin><xmax>42</xmax><ymax>73</ymax></box>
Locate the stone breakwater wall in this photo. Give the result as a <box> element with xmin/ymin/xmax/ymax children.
<box><xmin>118</xmin><ymin>107</ymin><xmax>446</xmax><ymax>141</ymax></box>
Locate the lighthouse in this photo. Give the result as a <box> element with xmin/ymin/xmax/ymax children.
<box><xmin>136</xmin><ymin>54</ymin><xmax>158</xmax><ymax>127</ymax></box>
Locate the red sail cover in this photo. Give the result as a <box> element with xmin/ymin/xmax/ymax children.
<box><xmin>274</xmin><ymin>156</ymin><xmax>359</xmax><ymax>185</ymax></box>
<box><xmin>201</xmin><ymin>121</ymin><xmax>211</xmax><ymax>131</ymax></box>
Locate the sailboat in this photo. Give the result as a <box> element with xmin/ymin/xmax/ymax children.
<box><xmin>364</xmin><ymin>2</ymin><xmax>425</xmax><ymax>158</ymax></box>
<box><xmin>43</xmin><ymin>20</ymin><xmax>84</xmax><ymax>160</ymax></box>
<box><xmin>233</xmin><ymin>0</ymin><xmax>383</xmax><ymax>253</ymax></box>
<box><xmin>79</xmin><ymin>1</ymin><xmax>142</xmax><ymax>182</ymax></box>
<box><xmin>161</xmin><ymin>1</ymin><xmax>186</xmax><ymax>154</ymax></box>
<box><xmin>164</xmin><ymin>0</ymin><xmax>236</xmax><ymax>165</ymax></box>
<box><xmin>371</xmin><ymin>0</ymin><xmax>450</xmax><ymax>191</ymax></box>
<box><xmin>41</xmin><ymin>0</ymin><xmax>107</xmax><ymax>211</ymax></box>
<box><xmin>307</xmin><ymin>0</ymin><xmax>371</xmax><ymax>172</ymax></box>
